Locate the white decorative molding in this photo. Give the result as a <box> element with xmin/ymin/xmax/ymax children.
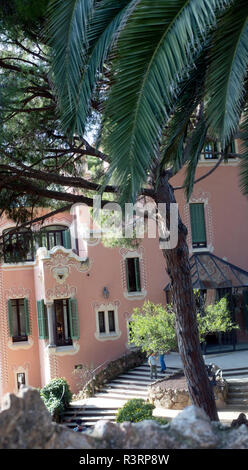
<box><xmin>11</xmin><ymin>364</ymin><xmax>30</xmax><ymax>393</ymax></box>
<box><xmin>93</xmin><ymin>301</ymin><xmax>122</xmax><ymax>341</ymax></box>
<box><xmin>7</xmin><ymin>338</ymin><xmax>34</xmax><ymax>351</ymax></box>
<box><xmin>119</xmin><ymin>246</ymin><xmax>147</xmax><ymax>299</ymax></box>
<box><xmin>40</xmin><ymin>246</ymin><xmax>92</xmax><ymax>273</ymax></box>
<box><xmin>123</xmin><ymin>290</ymin><xmax>147</xmax><ymax>300</ymax></box>
<box><xmin>46</xmin><ymin>284</ymin><xmax>77</xmax><ymax>301</ymax></box>
<box><xmin>184</xmin><ymin>188</ymin><xmax>214</xmax><ymax>255</ymax></box>
<box><xmin>55</xmin><ymin>342</ymin><xmax>80</xmax><ymax>356</ymax></box>
<box><xmin>4</xmin><ymin>286</ymin><xmax>31</xmax><ymax>299</ymax></box>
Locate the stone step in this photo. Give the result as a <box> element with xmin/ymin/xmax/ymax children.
<box><xmin>226</xmin><ymin>397</ymin><xmax>248</xmax><ymax>405</ymax></box>
<box><xmin>104</xmin><ymin>386</ymin><xmax>148</xmax><ymax>395</ymax></box>
<box><xmin>95</xmin><ymin>389</ymin><xmax>148</xmax><ymax>399</ymax></box>
<box><xmin>63</xmin><ymin>408</ymin><xmax>117</xmax><ymax>417</ymax></box>
<box><xmin>228</xmin><ymin>393</ymin><xmax>248</xmax><ymax>399</ymax></box>
<box><xmin>106</xmin><ymin>381</ymin><xmax>147</xmax><ymax>391</ymax></box>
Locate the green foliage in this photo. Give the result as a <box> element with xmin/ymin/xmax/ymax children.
<box><xmin>129</xmin><ymin>299</ymin><xmax>238</xmax><ymax>353</ymax></box>
<box><xmin>129</xmin><ymin>302</ymin><xmax>177</xmax><ymax>353</ymax></box>
<box><xmin>197</xmin><ymin>296</ymin><xmax>239</xmax><ymax>343</ymax></box>
<box><xmin>116</xmin><ymin>398</ymin><xmax>155</xmax><ymax>423</ymax></box>
<box><xmin>40</xmin><ymin>378</ymin><xmax>72</xmax><ymax>421</ymax></box>
<box><xmin>116</xmin><ymin>398</ymin><xmax>168</xmax><ymax>425</ymax></box>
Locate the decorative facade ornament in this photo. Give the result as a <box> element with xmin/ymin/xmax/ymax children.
<box><xmin>46</xmin><ymin>284</ymin><xmax>77</xmax><ymax>301</ymax></box>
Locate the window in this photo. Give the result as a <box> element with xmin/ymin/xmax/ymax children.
<box><xmin>3</xmin><ymin>229</ymin><xmax>34</xmax><ymax>263</ymax></box>
<box><xmin>17</xmin><ymin>372</ymin><xmax>26</xmax><ymax>390</ymax></box>
<box><xmin>222</xmin><ymin>140</ymin><xmax>236</xmax><ymax>159</ymax></box>
<box><xmin>7</xmin><ymin>298</ymin><xmax>30</xmax><ymax>342</ymax></box>
<box><xmin>54</xmin><ymin>299</ymin><xmax>73</xmax><ymax>347</ymax></box>
<box><xmin>98</xmin><ymin>311</ymin><xmax>106</xmax><ymax>333</ymax></box>
<box><xmin>37</xmin><ymin>225</ymin><xmax>71</xmax><ymax>250</ymax></box>
<box><xmin>125</xmin><ymin>257</ymin><xmax>141</xmax><ymax>292</ymax></box>
<box><xmin>108</xmin><ymin>310</ymin><xmax>115</xmax><ymax>332</ymax></box>
<box><xmin>54</xmin><ymin>298</ymin><xmax>79</xmax><ymax>346</ymax></box>
<box><xmin>96</xmin><ymin>306</ymin><xmax>119</xmax><ymax>338</ymax></box>
<box><xmin>203</xmin><ymin>142</ymin><xmax>218</xmax><ymax>160</ymax></box>
<box><xmin>189</xmin><ymin>203</ymin><xmax>207</xmax><ymax>249</ymax></box>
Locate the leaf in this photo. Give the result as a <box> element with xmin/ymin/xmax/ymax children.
<box><xmin>206</xmin><ymin>0</ymin><xmax>248</xmax><ymax>146</ymax></box>
<box><xmin>104</xmin><ymin>0</ymin><xmax>230</xmax><ymax>203</ymax></box>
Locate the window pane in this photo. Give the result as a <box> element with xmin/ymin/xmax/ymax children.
<box><xmin>11</xmin><ymin>299</ymin><xmax>26</xmax><ymax>340</ymax></box>
<box><xmin>56</xmin><ymin>232</ymin><xmax>63</xmax><ymax>246</ymax></box>
<box><xmin>48</xmin><ymin>233</ymin><xmax>55</xmax><ymax>249</ymax></box>
<box><xmin>98</xmin><ymin>311</ymin><xmax>105</xmax><ymax>333</ymax></box>
<box><xmin>126</xmin><ymin>258</ymin><xmax>140</xmax><ymax>292</ymax></box>
<box><xmin>189</xmin><ymin>203</ymin><xmax>207</xmax><ymax>247</ymax></box>
<box><xmin>108</xmin><ymin>311</ymin><xmax>115</xmax><ymax>332</ymax></box>
<box><xmin>11</xmin><ymin>300</ymin><xmax>19</xmax><ymax>337</ymax></box>
<box><xmin>204</xmin><ymin>142</ymin><xmax>218</xmax><ymax>160</ymax></box>
<box><xmin>18</xmin><ymin>300</ymin><xmax>26</xmax><ymax>337</ymax></box>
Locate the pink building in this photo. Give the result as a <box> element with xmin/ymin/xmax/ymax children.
<box><xmin>1</xmin><ymin>138</ymin><xmax>248</xmax><ymax>402</ymax></box>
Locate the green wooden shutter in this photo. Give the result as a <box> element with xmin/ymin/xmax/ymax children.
<box><xmin>134</xmin><ymin>257</ymin><xmax>141</xmax><ymax>292</ymax></box>
<box><xmin>7</xmin><ymin>299</ymin><xmax>13</xmax><ymax>337</ymax></box>
<box><xmin>24</xmin><ymin>298</ymin><xmax>30</xmax><ymax>336</ymax></box>
<box><xmin>68</xmin><ymin>298</ymin><xmax>80</xmax><ymax>340</ymax></box>
<box><xmin>37</xmin><ymin>300</ymin><xmax>48</xmax><ymax>339</ymax></box>
<box><xmin>62</xmin><ymin>229</ymin><xmax>71</xmax><ymax>249</ymax></box>
<box><xmin>189</xmin><ymin>203</ymin><xmax>206</xmax><ymax>244</ymax></box>
<box><xmin>125</xmin><ymin>259</ymin><xmax>131</xmax><ymax>292</ymax></box>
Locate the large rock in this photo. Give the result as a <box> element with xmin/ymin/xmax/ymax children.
<box><xmin>1</xmin><ymin>386</ymin><xmax>248</xmax><ymax>449</ymax></box>
<box><xmin>0</xmin><ymin>387</ymin><xmax>95</xmax><ymax>449</ymax></box>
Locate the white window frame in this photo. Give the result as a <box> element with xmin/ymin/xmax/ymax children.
<box><xmin>94</xmin><ymin>303</ymin><xmax>121</xmax><ymax>341</ymax></box>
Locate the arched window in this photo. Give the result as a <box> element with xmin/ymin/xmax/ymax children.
<box><xmin>3</xmin><ymin>228</ymin><xmax>34</xmax><ymax>263</ymax></box>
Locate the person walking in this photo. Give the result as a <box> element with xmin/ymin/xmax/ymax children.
<box><xmin>148</xmin><ymin>352</ymin><xmax>158</xmax><ymax>380</ymax></box>
<box><xmin>159</xmin><ymin>352</ymin><xmax>166</xmax><ymax>373</ymax></box>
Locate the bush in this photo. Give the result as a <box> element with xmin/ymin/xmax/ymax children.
<box><xmin>40</xmin><ymin>377</ymin><xmax>72</xmax><ymax>422</ymax></box>
<box><xmin>116</xmin><ymin>398</ymin><xmax>155</xmax><ymax>423</ymax></box>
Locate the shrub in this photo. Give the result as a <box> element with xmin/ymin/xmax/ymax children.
<box><xmin>40</xmin><ymin>377</ymin><xmax>72</xmax><ymax>422</ymax></box>
<box><xmin>116</xmin><ymin>398</ymin><xmax>155</xmax><ymax>423</ymax></box>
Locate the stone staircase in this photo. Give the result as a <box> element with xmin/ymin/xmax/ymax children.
<box><xmin>62</xmin><ymin>362</ymin><xmax>178</xmax><ymax>430</ymax></box>
<box><xmin>226</xmin><ymin>379</ymin><xmax>248</xmax><ymax>409</ymax></box>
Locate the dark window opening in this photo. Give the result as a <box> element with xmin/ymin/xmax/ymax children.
<box><xmin>108</xmin><ymin>310</ymin><xmax>116</xmax><ymax>332</ymax></box>
<box><xmin>126</xmin><ymin>257</ymin><xmax>141</xmax><ymax>292</ymax></box>
<box><xmin>11</xmin><ymin>299</ymin><xmax>28</xmax><ymax>342</ymax></box>
<box><xmin>98</xmin><ymin>311</ymin><xmax>106</xmax><ymax>333</ymax></box>
<box><xmin>54</xmin><ymin>299</ymin><xmax>72</xmax><ymax>347</ymax></box>
<box><xmin>3</xmin><ymin>230</ymin><xmax>34</xmax><ymax>263</ymax></box>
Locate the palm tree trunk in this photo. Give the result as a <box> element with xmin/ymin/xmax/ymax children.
<box><xmin>155</xmin><ymin>171</ymin><xmax>219</xmax><ymax>421</ymax></box>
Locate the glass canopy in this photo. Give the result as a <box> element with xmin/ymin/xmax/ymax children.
<box><xmin>165</xmin><ymin>252</ymin><xmax>248</xmax><ymax>291</ymax></box>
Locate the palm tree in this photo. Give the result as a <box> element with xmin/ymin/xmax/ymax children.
<box><xmin>47</xmin><ymin>0</ymin><xmax>248</xmax><ymax>420</ymax></box>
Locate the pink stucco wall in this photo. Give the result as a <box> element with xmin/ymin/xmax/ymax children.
<box><xmin>1</xmin><ymin>153</ymin><xmax>248</xmax><ymax>399</ymax></box>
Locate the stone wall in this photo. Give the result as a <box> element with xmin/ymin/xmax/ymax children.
<box><xmin>78</xmin><ymin>349</ymin><xmax>146</xmax><ymax>399</ymax></box>
<box><xmin>148</xmin><ymin>372</ymin><xmax>228</xmax><ymax>410</ymax></box>
<box><xmin>1</xmin><ymin>386</ymin><xmax>248</xmax><ymax>449</ymax></box>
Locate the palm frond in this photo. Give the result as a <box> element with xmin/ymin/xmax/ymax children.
<box><xmin>104</xmin><ymin>0</ymin><xmax>231</xmax><ymax>203</ymax></box>
<box><xmin>206</xmin><ymin>0</ymin><xmax>248</xmax><ymax>147</ymax></box>
<box><xmin>239</xmin><ymin>104</ymin><xmax>248</xmax><ymax>196</ymax></box>
<box><xmin>159</xmin><ymin>49</ymin><xmax>208</xmax><ymax>176</ymax></box>
<box><xmin>47</xmin><ymin>0</ymin><xmax>138</xmax><ymax>137</ymax></box>
<box><xmin>184</xmin><ymin>117</ymin><xmax>208</xmax><ymax>201</ymax></box>
<box><xmin>46</xmin><ymin>0</ymin><xmax>94</xmax><ymax>131</ymax></box>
